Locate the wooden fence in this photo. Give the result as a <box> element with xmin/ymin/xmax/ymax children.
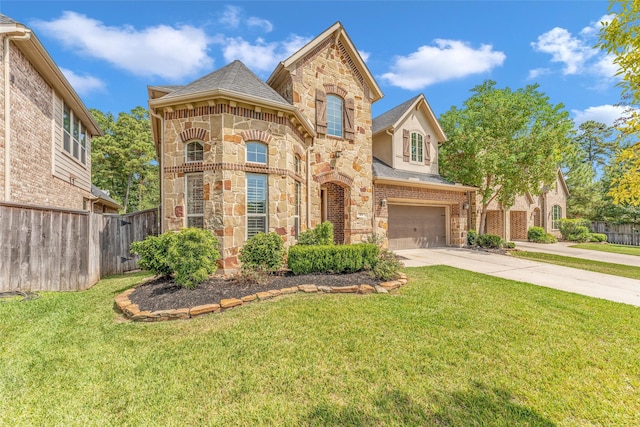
<box><xmin>591</xmin><ymin>221</ymin><xmax>640</xmax><ymax>246</ymax></box>
<box><xmin>0</xmin><ymin>202</ymin><xmax>159</xmax><ymax>292</ymax></box>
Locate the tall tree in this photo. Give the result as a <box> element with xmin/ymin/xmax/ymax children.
<box><xmin>598</xmin><ymin>1</ymin><xmax>640</xmax><ymax>205</ymax></box>
<box><xmin>439</xmin><ymin>80</ymin><xmax>574</xmax><ymax>233</ymax></box>
<box><xmin>575</xmin><ymin>121</ymin><xmax>616</xmax><ymax>171</ymax></box>
<box><xmin>90</xmin><ymin>106</ymin><xmax>159</xmax><ymax>213</ymax></box>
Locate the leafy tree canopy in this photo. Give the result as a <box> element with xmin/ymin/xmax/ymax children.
<box><xmin>439</xmin><ymin>80</ymin><xmax>574</xmax><ymax>233</ymax></box>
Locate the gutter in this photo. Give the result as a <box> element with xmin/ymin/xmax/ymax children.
<box><xmin>3</xmin><ymin>28</ymin><xmax>32</xmax><ymax>200</ymax></box>
<box><xmin>373</xmin><ymin>176</ymin><xmax>477</xmax><ymax>192</ymax></box>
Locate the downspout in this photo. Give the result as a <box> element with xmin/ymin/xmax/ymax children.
<box><xmin>306</xmin><ymin>138</ymin><xmax>314</xmax><ymax>229</ymax></box>
<box><xmin>149</xmin><ymin>109</ymin><xmax>164</xmax><ymax>232</ymax></box>
<box><xmin>3</xmin><ymin>29</ymin><xmax>32</xmax><ymax>200</ymax></box>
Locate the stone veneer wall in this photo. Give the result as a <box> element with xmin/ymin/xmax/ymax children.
<box><xmin>161</xmin><ymin>104</ymin><xmax>308</xmax><ymax>269</ymax></box>
<box><xmin>273</xmin><ymin>39</ymin><xmax>374</xmax><ymax>243</ymax></box>
<box><xmin>374</xmin><ymin>183</ymin><xmax>468</xmax><ymax>247</ymax></box>
<box><xmin>0</xmin><ymin>37</ymin><xmax>91</xmax><ymax>209</ymax></box>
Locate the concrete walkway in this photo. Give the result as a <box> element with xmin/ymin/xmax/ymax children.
<box><xmin>513</xmin><ymin>240</ymin><xmax>640</xmax><ymax>267</ymax></box>
<box><xmin>395</xmin><ymin>247</ymin><xmax>640</xmax><ymax>308</ymax></box>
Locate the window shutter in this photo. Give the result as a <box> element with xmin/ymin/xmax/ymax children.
<box><xmin>424</xmin><ymin>134</ymin><xmax>431</xmax><ymax>164</ymax></box>
<box><xmin>316</xmin><ymin>89</ymin><xmax>327</xmax><ymax>134</ymax></box>
<box><xmin>344</xmin><ymin>98</ymin><xmax>355</xmax><ymax>140</ymax></box>
<box><xmin>402</xmin><ymin>129</ymin><xmax>410</xmax><ymax>162</ymax></box>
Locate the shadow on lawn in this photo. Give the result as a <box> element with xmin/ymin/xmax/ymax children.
<box><xmin>303</xmin><ymin>383</ymin><xmax>555</xmax><ymax>426</ymax></box>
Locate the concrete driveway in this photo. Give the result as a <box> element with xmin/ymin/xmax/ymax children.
<box><xmin>394</xmin><ymin>247</ymin><xmax>640</xmax><ymax>307</ymax></box>
<box><xmin>513</xmin><ymin>240</ymin><xmax>640</xmax><ymax>267</ymax></box>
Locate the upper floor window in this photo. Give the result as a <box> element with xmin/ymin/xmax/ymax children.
<box><xmin>246</xmin><ymin>142</ymin><xmax>267</xmax><ymax>164</ymax></box>
<box><xmin>62</xmin><ymin>102</ymin><xmax>87</xmax><ymax>165</ymax></box>
<box><xmin>294</xmin><ymin>154</ymin><xmax>301</xmax><ymax>174</ymax></box>
<box><xmin>552</xmin><ymin>205</ymin><xmax>562</xmax><ymax>230</ymax></box>
<box><xmin>326</xmin><ymin>95</ymin><xmax>343</xmax><ymax>137</ymax></box>
<box><xmin>185</xmin><ymin>141</ymin><xmax>204</xmax><ymax>163</ymax></box>
<box><xmin>411</xmin><ymin>132</ymin><xmax>423</xmax><ymax>163</ymax></box>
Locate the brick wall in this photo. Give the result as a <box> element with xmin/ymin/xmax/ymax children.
<box><xmin>325</xmin><ymin>182</ymin><xmax>345</xmax><ymax>244</ymax></box>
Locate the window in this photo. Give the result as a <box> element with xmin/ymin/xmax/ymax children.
<box><xmin>552</xmin><ymin>205</ymin><xmax>562</xmax><ymax>230</ymax></box>
<box><xmin>294</xmin><ymin>181</ymin><xmax>301</xmax><ymax>239</ymax></box>
<box><xmin>326</xmin><ymin>95</ymin><xmax>343</xmax><ymax>137</ymax></box>
<box><xmin>186</xmin><ymin>141</ymin><xmax>204</xmax><ymax>163</ymax></box>
<box><xmin>294</xmin><ymin>154</ymin><xmax>301</xmax><ymax>174</ymax></box>
<box><xmin>411</xmin><ymin>132</ymin><xmax>423</xmax><ymax>163</ymax></box>
<box><xmin>186</xmin><ymin>173</ymin><xmax>204</xmax><ymax>228</ymax></box>
<box><xmin>247</xmin><ymin>174</ymin><xmax>267</xmax><ymax>238</ymax></box>
<box><xmin>246</xmin><ymin>142</ymin><xmax>267</xmax><ymax>164</ymax></box>
<box><xmin>62</xmin><ymin>102</ymin><xmax>87</xmax><ymax>165</ymax></box>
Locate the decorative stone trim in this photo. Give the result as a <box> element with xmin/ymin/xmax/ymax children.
<box><xmin>323</xmin><ymin>83</ymin><xmax>348</xmax><ymax>99</ymax></box>
<box><xmin>240</xmin><ymin>130</ymin><xmax>272</xmax><ymax>145</ymax></box>
<box><xmin>115</xmin><ymin>273</ymin><xmax>408</xmax><ymax>322</ymax></box>
<box><xmin>179</xmin><ymin>127</ymin><xmax>209</xmax><ymax>142</ymax></box>
<box><xmin>314</xmin><ymin>170</ymin><xmax>354</xmax><ymax>187</ymax></box>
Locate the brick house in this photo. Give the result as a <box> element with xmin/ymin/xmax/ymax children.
<box><xmin>474</xmin><ymin>170</ymin><xmax>569</xmax><ymax>240</ymax></box>
<box><xmin>148</xmin><ymin>22</ymin><xmax>477</xmax><ymax>268</ymax></box>
<box><xmin>0</xmin><ymin>15</ymin><xmax>102</xmax><ymax>210</ymax></box>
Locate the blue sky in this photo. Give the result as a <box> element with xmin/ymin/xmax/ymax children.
<box><xmin>1</xmin><ymin>1</ymin><xmax>627</xmax><ymax>127</ymax></box>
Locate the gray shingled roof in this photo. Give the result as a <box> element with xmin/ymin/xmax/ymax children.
<box><xmin>149</xmin><ymin>85</ymin><xmax>183</xmax><ymax>93</ymax></box>
<box><xmin>160</xmin><ymin>60</ymin><xmax>291</xmax><ymax>106</ymax></box>
<box><xmin>91</xmin><ymin>185</ymin><xmax>121</xmax><ymax>207</ymax></box>
<box><xmin>0</xmin><ymin>14</ymin><xmax>18</xmax><ymax>24</ymax></box>
<box><xmin>372</xmin><ymin>95</ymin><xmax>422</xmax><ymax>134</ymax></box>
<box><xmin>372</xmin><ymin>157</ymin><xmax>457</xmax><ymax>186</ymax></box>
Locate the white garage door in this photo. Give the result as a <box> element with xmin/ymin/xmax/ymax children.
<box><xmin>388</xmin><ymin>205</ymin><xmax>446</xmax><ymax>250</ymax></box>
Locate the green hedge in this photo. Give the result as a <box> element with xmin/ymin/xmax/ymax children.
<box><xmin>558</xmin><ymin>218</ymin><xmax>591</xmax><ymax>241</ymax></box>
<box><xmin>239</xmin><ymin>232</ymin><xmax>285</xmax><ymax>272</ymax></box>
<box><xmin>477</xmin><ymin>233</ymin><xmax>504</xmax><ymax>249</ymax></box>
<box><xmin>297</xmin><ymin>221</ymin><xmax>334</xmax><ymax>245</ymax></box>
<box><xmin>288</xmin><ymin>243</ymin><xmax>379</xmax><ymax>275</ymax></box>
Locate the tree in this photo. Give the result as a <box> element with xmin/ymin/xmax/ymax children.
<box><xmin>575</xmin><ymin>121</ymin><xmax>616</xmax><ymax>171</ymax></box>
<box><xmin>598</xmin><ymin>1</ymin><xmax>640</xmax><ymax>205</ymax></box>
<box><xmin>439</xmin><ymin>80</ymin><xmax>574</xmax><ymax>233</ymax></box>
<box><xmin>90</xmin><ymin>106</ymin><xmax>159</xmax><ymax>213</ymax></box>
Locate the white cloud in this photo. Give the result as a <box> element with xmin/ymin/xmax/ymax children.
<box><xmin>580</xmin><ymin>13</ymin><xmax>616</xmax><ymax>37</ymax></box>
<box><xmin>218</xmin><ymin>35</ymin><xmax>310</xmax><ymax>72</ymax></box>
<box><xmin>593</xmin><ymin>54</ymin><xmax>619</xmax><ymax>78</ymax></box>
<box><xmin>380</xmin><ymin>39</ymin><xmax>505</xmax><ymax>90</ymax></box>
<box><xmin>219</xmin><ymin>5</ymin><xmax>241</xmax><ymax>28</ymax></box>
<box><xmin>32</xmin><ymin>11</ymin><xmax>213</xmax><ymax>81</ymax></box>
<box><xmin>531</xmin><ymin>27</ymin><xmax>595</xmax><ymax>75</ymax></box>
<box><xmin>358</xmin><ymin>50</ymin><xmax>370</xmax><ymax>63</ymax></box>
<box><xmin>247</xmin><ymin>17</ymin><xmax>273</xmax><ymax>33</ymax></box>
<box><xmin>528</xmin><ymin>67</ymin><xmax>551</xmax><ymax>80</ymax></box>
<box><xmin>60</xmin><ymin>68</ymin><xmax>105</xmax><ymax>95</ymax></box>
<box><xmin>572</xmin><ymin>105</ymin><xmax>629</xmax><ymax>127</ymax></box>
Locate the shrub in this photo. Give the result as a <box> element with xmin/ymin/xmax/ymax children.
<box><xmin>372</xmin><ymin>249</ymin><xmax>404</xmax><ymax>281</ymax></box>
<box><xmin>288</xmin><ymin>243</ymin><xmax>379</xmax><ymax>275</ymax></box>
<box><xmin>130</xmin><ymin>232</ymin><xmax>176</xmax><ymax>277</ymax></box>
<box><xmin>527</xmin><ymin>226</ymin><xmax>546</xmax><ymax>242</ymax></box>
<box><xmin>166</xmin><ymin>228</ymin><xmax>220</xmax><ymax>289</ymax></box>
<box><xmin>467</xmin><ymin>229</ymin><xmax>478</xmax><ymax>246</ymax></box>
<box><xmin>503</xmin><ymin>241</ymin><xmax>516</xmax><ymax>249</ymax></box>
<box><xmin>589</xmin><ymin>233</ymin><xmax>608</xmax><ymax>243</ymax></box>
<box><xmin>297</xmin><ymin>221</ymin><xmax>334</xmax><ymax>246</ymax></box>
<box><xmin>362</xmin><ymin>232</ymin><xmax>385</xmax><ymax>247</ymax></box>
<box><xmin>239</xmin><ymin>232</ymin><xmax>285</xmax><ymax>272</ymax></box>
<box><xmin>536</xmin><ymin>234</ymin><xmax>558</xmax><ymax>244</ymax></box>
<box><xmin>477</xmin><ymin>233</ymin><xmax>504</xmax><ymax>249</ymax></box>
<box><xmin>558</xmin><ymin>218</ymin><xmax>591</xmax><ymax>241</ymax></box>
<box><xmin>567</xmin><ymin>226</ymin><xmax>591</xmax><ymax>243</ymax></box>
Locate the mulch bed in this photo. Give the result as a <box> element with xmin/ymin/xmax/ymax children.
<box><xmin>129</xmin><ymin>271</ymin><xmax>383</xmax><ymax>312</ymax></box>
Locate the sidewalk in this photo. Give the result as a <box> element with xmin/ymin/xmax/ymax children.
<box><xmin>395</xmin><ymin>247</ymin><xmax>640</xmax><ymax>307</ymax></box>
<box><xmin>513</xmin><ymin>241</ymin><xmax>640</xmax><ymax>267</ymax></box>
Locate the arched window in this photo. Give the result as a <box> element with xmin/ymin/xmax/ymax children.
<box><xmin>294</xmin><ymin>154</ymin><xmax>301</xmax><ymax>174</ymax></box>
<box><xmin>326</xmin><ymin>95</ymin><xmax>343</xmax><ymax>137</ymax></box>
<box><xmin>552</xmin><ymin>205</ymin><xmax>562</xmax><ymax>230</ymax></box>
<box><xmin>185</xmin><ymin>141</ymin><xmax>204</xmax><ymax>163</ymax></box>
<box><xmin>246</xmin><ymin>142</ymin><xmax>267</xmax><ymax>164</ymax></box>
<box><xmin>411</xmin><ymin>132</ymin><xmax>424</xmax><ymax>163</ymax></box>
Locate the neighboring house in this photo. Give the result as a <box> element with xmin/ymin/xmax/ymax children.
<box><xmin>0</xmin><ymin>14</ymin><xmax>101</xmax><ymax>210</ymax></box>
<box><xmin>91</xmin><ymin>185</ymin><xmax>121</xmax><ymax>213</ymax></box>
<box><xmin>148</xmin><ymin>22</ymin><xmax>476</xmax><ymax>269</ymax></box>
<box><xmin>472</xmin><ymin>170</ymin><xmax>569</xmax><ymax>240</ymax></box>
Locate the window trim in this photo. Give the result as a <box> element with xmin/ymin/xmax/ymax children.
<box><xmin>246</xmin><ymin>141</ymin><xmax>268</xmax><ymax>165</ymax></box>
<box><xmin>246</xmin><ymin>173</ymin><xmax>268</xmax><ymax>239</ymax></box>
<box><xmin>410</xmin><ymin>132</ymin><xmax>424</xmax><ymax>163</ymax></box>
<box><xmin>185</xmin><ymin>141</ymin><xmax>204</xmax><ymax>163</ymax></box>
<box><xmin>326</xmin><ymin>94</ymin><xmax>344</xmax><ymax>138</ymax></box>
<box><xmin>551</xmin><ymin>205</ymin><xmax>562</xmax><ymax>230</ymax></box>
<box><xmin>62</xmin><ymin>102</ymin><xmax>88</xmax><ymax>166</ymax></box>
<box><xmin>186</xmin><ymin>173</ymin><xmax>204</xmax><ymax>228</ymax></box>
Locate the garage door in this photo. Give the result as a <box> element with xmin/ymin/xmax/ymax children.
<box><xmin>388</xmin><ymin>205</ymin><xmax>446</xmax><ymax>250</ymax></box>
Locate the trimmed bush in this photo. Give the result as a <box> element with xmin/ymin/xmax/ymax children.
<box><xmin>589</xmin><ymin>233</ymin><xmax>608</xmax><ymax>243</ymax></box>
<box><xmin>297</xmin><ymin>221</ymin><xmax>334</xmax><ymax>246</ymax></box>
<box><xmin>527</xmin><ymin>226</ymin><xmax>546</xmax><ymax>242</ymax></box>
<box><xmin>372</xmin><ymin>249</ymin><xmax>404</xmax><ymax>281</ymax></box>
<box><xmin>288</xmin><ymin>243</ymin><xmax>379</xmax><ymax>275</ymax></box>
<box><xmin>567</xmin><ymin>226</ymin><xmax>591</xmax><ymax>243</ymax></box>
<box><xmin>477</xmin><ymin>233</ymin><xmax>504</xmax><ymax>249</ymax></box>
<box><xmin>536</xmin><ymin>234</ymin><xmax>558</xmax><ymax>244</ymax></box>
<box><xmin>558</xmin><ymin>218</ymin><xmax>591</xmax><ymax>241</ymax></box>
<box><xmin>503</xmin><ymin>241</ymin><xmax>516</xmax><ymax>249</ymax></box>
<box><xmin>130</xmin><ymin>232</ymin><xmax>176</xmax><ymax>277</ymax></box>
<box><xmin>467</xmin><ymin>229</ymin><xmax>478</xmax><ymax>246</ymax></box>
<box><xmin>166</xmin><ymin>228</ymin><xmax>220</xmax><ymax>289</ymax></box>
<box><xmin>239</xmin><ymin>232</ymin><xmax>285</xmax><ymax>272</ymax></box>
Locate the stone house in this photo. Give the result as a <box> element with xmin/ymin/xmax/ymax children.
<box><xmin>0</xmin><ymin>15</ymin><xmax>102</xmax><ymax>210</ymax></box>
<box><xmin>473</xmin><ymin>170</ymin><xmax>569</xmax><ymax>240</ymax></box>
<box><xmin>148</xmin><ymin>21</ymin><xmax>476</xmax><ymax>269</ymax></box>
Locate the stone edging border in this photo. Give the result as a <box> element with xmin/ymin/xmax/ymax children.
<box><xmin>115</xmin><ymin>273</ymin><xmax>408</xmax><ymax>322</ymax></box>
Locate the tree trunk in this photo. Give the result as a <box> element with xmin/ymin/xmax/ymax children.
<box><xmin>479</xmin><ymin>208</ymin><xmax>488</xmax><ymax>235</ymax></box>
<box><xmin>124</xmin><ymin>174</ymin><xmax>132</xmax><ymax>214</ymax></box>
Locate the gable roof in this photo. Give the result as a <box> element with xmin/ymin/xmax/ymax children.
<box><xmin>372</xmin><ymin>93</ymin><xmax>446</xmax><ymax>142</ymax></box>
<box><xmin>91</xmin><ymin>185</ymin><xmax>121</xmax><ymax>210</ymax></box>
<box><xmin>267</xmin><ymin>22</ymin><xmax>383</xmax><ymax>102</ymax></box>
<box><xmin>0</xmin><ymin>14</ymin><xmax>101</xmax><ymax>136</ymax></box>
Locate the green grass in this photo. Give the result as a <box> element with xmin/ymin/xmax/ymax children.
<box><xmin>511</xmin><ymin>251</ymin><xmax>640</xmax><ymax>280</ymax></box>
<box><xmin>1</xmin><ymin>268</ymin><xmax>639</xmax><ymax>426</ymax></box>
<box><xmin>571</xmin><ymin>242</ymin><xmax>640</xmax><ymax>256</ymax></box>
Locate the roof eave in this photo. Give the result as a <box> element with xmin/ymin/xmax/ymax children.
<box><xmin>373</xmin><ymin>176</ymin><xmax>477</xmax><ymax>192</ymax></box>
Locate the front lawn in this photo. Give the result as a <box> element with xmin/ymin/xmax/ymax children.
<box><xmin>571</xmin><ymin>242</ymin><xmax>640</xmax><ymax>256</ymax></box>
<box><xmin>1</xmin><ymin>268</ymin><xmax>639</xmax><ymax>426</ymax></box>
<box><xmin>511</xmin><ymin>251</ymin><xmax>640</xmax><ymax>280</ymax></box>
